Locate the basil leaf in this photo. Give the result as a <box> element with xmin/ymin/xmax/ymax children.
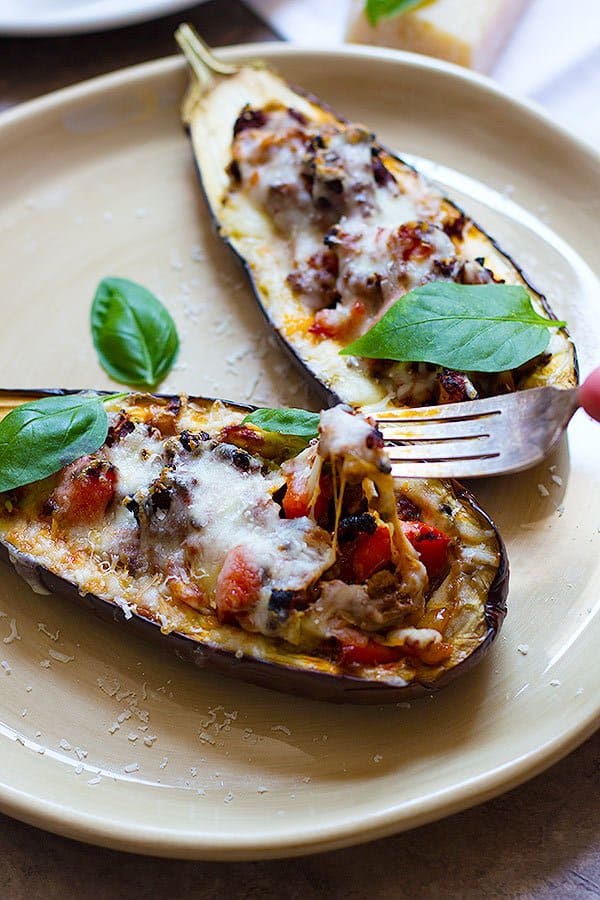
<box><xmin>91</xmin><ymin>277</ymin><xmax>179</xmax><ymax>388</ymax></box>
<box><xmin>242</xmin><ymin>407</ymin><xmax>320</xmax><ymax>441</ymax></box>
<box><xmin>365</xmin><ymin>0</ymin><xmax>428</xmax><ymax>27</ymax></box>
<box><xmin>341</xmin><ymin>283</ymin><xmax>566</xmax><ymax>373</ymax></box>
<box><xmin>0</xmin><ymin>394</ymin><xmax>113</xmax><ymax>493</ymax></box>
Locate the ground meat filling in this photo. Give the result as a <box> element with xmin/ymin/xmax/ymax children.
<box><xmin>228</xmin><ymin>102</ymin><xmax>520</xmax><ymax>405</ymax></box>
<box><xmin>25</xmin><ymin>401</ymin><xmax>452</xmax><ymax>667</ymax></box>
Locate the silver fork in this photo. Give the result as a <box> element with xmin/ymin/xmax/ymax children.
<box><xmin>375</xmin><ymin>384</ymin><xmax>583</xmax><ymax>479</ymax></box>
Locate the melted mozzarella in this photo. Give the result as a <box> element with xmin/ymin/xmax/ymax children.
<box><xmin>318</xmin><ymin>405</ymin><xmax>385</xmax><ymax>470</ymax></box>
<box><xmin>107</xmin><ymin>422</ymin><xmax>165</xmax><ymax>499</ymax></box>
<box><xmin>180</xmin><ymin>452</ymin><xmax>333</xmax><ymax>594</ymax></box>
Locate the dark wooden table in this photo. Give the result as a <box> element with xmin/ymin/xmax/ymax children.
<box><xmin>0</xmin><ymin>3</ymin><xmax>598</xmax><ymax>896</ymax></box>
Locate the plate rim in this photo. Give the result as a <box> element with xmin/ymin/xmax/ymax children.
<box><xmin>0</xmin><ymin>0</ymin><xmax>206</xmax><ymax>37</ymax></box>
<box><xmin>0</xmin><ymin>43</ymin><xmax>598</xmax><ymax>860</ymax></box>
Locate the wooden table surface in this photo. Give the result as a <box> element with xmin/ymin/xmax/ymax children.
<box><xmin>0</xmin><ymin>2</ymin><xmax>598</xmax><ymax>896</ymax></box>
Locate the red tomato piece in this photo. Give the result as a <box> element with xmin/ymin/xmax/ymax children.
<box><xmin>215</xmin><ymin>546</ymin><xmax>262</xmax><ymax>624</ymax></box>
<box><xmin>282</xmin><ymin>472</ymin><xmax>310</xmax><ymax>519</ymax></box>
<box><xmin>53</xmin><ymin>457</ymin><xmax>116</xmax><ymax>525</ymax></box>
<box><xmin>401</xmin><ymin>521</ymin><xmax>450</xmax><ymax>578</ymax></box>
<box><xmin>352</xmin><ymin>524</ymin><xmax>392</xmax><ymax>582</ymax></box>
<box><xmin>282</xmin><ymin>470</ymin><xmax>332</xmax><ymax>523</ymax></box>
<box><xmin>339</xmin><ymin>641</ymin><xmax>403</xmax><ymax>667</ymax></box>
<box><xmin>309</xmin><ymin>301</ymin><xmax>366</xmax><ymax>339</ymax></box>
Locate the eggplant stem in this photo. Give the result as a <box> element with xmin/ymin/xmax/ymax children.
<box><xmin>175</xmin><ymin>24</ymin><xmax>239</xmax><ymax>86</ymax></box>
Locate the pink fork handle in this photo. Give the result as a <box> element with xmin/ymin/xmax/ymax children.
<box><xmin>579</xmin><ymin>367</ymin><xmax>600</xmax><ymax>422</ymax></box>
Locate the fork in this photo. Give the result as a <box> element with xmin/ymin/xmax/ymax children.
<box><xmin>375</xmin><ymin>370</ymin><xmax>599</xmax><ymax>479</ymax></box>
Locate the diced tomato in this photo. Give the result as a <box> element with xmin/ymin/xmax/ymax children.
<box><xmin>215</xmin><ymin>546</ymin><xmax>262</xmax><ymax>624</ymax></box>
<box><xmin>339</xmin><ymin>641</ymin><xmax>403</xmax><ymax>667</ymax></box>
<box><xmin>282</xmin><ymin>466</ymin><xmax>311</xmax><ymax>518</ymax></box>
<box><xmin>395</xmin><ymin>223</ymin><xmax>434</xmax><ymax>262</ymax></box>
<box><xmin>351</xmin><ymin>523</ymin><xmax>392</xmax><ymax>582</ymax></box>
<box><xmin>282</xmin><ymin>470</ymin><xmax>331</xmax><ymax>524</ymax></box>
<box><xmin>52</xmin><ymin>457</ymin><xmax>116</xmax><ymax>525</ymax></box>
<box><xmin>339</xmin><ymin>636</ymin><xmax>451</xmax><ymax>668</ymax></box>
<box><xmin>309</xmin><ymin>301</ymin><xmax>366</xmax><ymax>339</ymax></box>
<box><xmin>401</xmin><ymin>521</ymin><xmax>450</xmax><ymax>579</ymax></box>
<box><xmin>400</xmin><ymin>639</ymin><xmax>453</xmax><ymax>666</ymax></box>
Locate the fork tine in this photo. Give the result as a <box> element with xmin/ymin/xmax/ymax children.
<box><xmin>390</xmin><ymin>456</ymin><xmax>508</xmax><ymax>479</ymax></box>
<box><xmin>376</xmin><ymin>384</ymin><xmax>580</xmax><ymax>479</ymax></box>
<box><xmin>385</xmin><ymin>434</ymin><xmax>500</xmax><ymax>462</ymax></box>
<box><xmin>379</xmin><ymin>416</ymin><xmax>497</xmax><ymax>442</ymax></box>
<box><xmin>374</xmin><ymin>394</ymin><xmax>504</xmax><ymax>423</ymax></box>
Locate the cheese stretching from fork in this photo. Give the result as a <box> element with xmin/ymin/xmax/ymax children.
<box><xmin>346</xmin><ymin>0</ymin><xmax>532</xmax><ymax>72</ymax></box>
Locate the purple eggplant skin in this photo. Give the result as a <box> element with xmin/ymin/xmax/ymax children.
<box><xmin>0</xmin><ymin>528</ymin><xmax>508</xmax><ymax>704</ymax></box>
<box><xmin>195</xmin><ymin>137</ymin><xmax>578</xmax><ymax>407</ymax></box>
<box><xmin>183</xmin><ymin>81</ymin><xmax>578</xmax><ymax>404</ymax></box>
<box><xmin>0</xmin><ymin>390</ymin><xmax>509</xmax><ymax>704</ymax></box>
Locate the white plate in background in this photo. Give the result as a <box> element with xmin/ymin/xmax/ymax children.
<box><xmin>0</xmin><ymin>0</ymin><xmax>206</xmax><ymax>36</ymax></box>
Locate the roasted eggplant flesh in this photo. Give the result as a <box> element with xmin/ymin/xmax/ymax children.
<box><xmin>182</xmin><ymin>60</ymin><xmax>576</xmax><ymax>410</ymax></box>
<box><xmin>0</xmin><ymin>394</ymin><xmax>507</xmax><ymax>702</ymax></box>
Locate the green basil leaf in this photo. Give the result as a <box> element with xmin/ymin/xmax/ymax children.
<box><xmin>242</xmin><ymin>407</ymin><xmax>320</xmax><ymax>441</ymax></box>
<box><xmin>0</xmin><ymin>394</ymin><xmax>113</xmax><ymax>493</ymax></box>
<box><xmin>341</xmin><ymin>283</ymin><xmax>566</xmax><ymax>373</ymax></box>
<box><xmin>365</xmin><ymin>0</ymin><xmax>428</xmax><ymax>27</ymax></box>
<box><xmin>91</xmin><ymin>277</ymin><xmax>179</xmax><ymax>388</ymax></box>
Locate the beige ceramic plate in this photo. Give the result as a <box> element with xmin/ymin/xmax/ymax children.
<box><xmin>0</xmin><ymin>45</ymin><xmax>598</xmax><ymax>860</ymax></box>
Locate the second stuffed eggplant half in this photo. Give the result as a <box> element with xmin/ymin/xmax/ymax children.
<box><xmin>0</xmin><ymin>394</ymin><xmax>506</xmax><ymax>702</ymax></box>
<box><xmin>178</xmin><ymin>29</ymin><xmax>576</xmax><ymax>410</ymax></box>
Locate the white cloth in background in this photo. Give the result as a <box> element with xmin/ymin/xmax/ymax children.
<box><xmin>245</xmin><ymin>0</ymin><xmax>600</xmax><ymax>148</ymax></box>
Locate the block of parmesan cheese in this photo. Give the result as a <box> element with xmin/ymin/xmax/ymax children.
<box><xmin>345</xmin><ymin>0</ymin><xmax>532</xmax><ymax>72</ymax></box>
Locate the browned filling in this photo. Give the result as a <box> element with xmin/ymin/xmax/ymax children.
<box><xmin>228</xmin><ymin>103</ymin><xmax>547</xmax><ymax>405</ymax></box>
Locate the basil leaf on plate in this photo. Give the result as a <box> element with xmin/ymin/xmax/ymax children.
<box><xmin>0</xmin><ymin>393</ymin><xmax>120</xmax><ymax>493</ymax></box>
<box><xmin>365</xmin><ymin>0</ymin><xmax>428</xmax><ymax>27</ymax></box>
<box><xmin>91</xmin><ymin>277</ymin><xmax>179</xmax><ymax>388</ymax></box>
<box><xmin>341</xmin><ymin>283</ymin><xmax>565</xmax><ymax>373</ymax></box>
<box><xmin>242</xmin><ymin>407</ymin><xmax>320</xmax><ymax>441</ymax></box>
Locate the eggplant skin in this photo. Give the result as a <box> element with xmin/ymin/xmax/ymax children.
<box><xmin>0</xmin><ymin>390</ymin><xmax>509</xmax><ymax>704</ymax></box>
<box><xmin>183</xmin><ymin>64</ymin><xmax>577</xmax><ymax>411</ymax></box>
<box><xmin>0</xmin><ymin>534</ymin><xmax>508</xmax><ymax>704</ymax></box>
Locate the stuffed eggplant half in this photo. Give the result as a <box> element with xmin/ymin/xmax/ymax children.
<box><xmin>0</xmin><ymin>393</ymin><xmax>506</xmax><ymax>703</ymax></box>
<box><xmin>178</xmin><ymin>29</ymin><xmax>577</xmax><ymax>410</ymax></box>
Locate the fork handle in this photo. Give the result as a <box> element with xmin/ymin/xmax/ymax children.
<box><xmin>579</xmin><ymin>367</ymin><xmax>600</xmax><ymax>421</ymax></box>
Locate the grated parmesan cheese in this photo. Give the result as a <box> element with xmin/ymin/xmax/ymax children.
<box><xmin>3</xmin><ymin>618</ymin><xmax>20</xmax><ymax>644</ymax></box>
<box><xmin>38</xmin><ymin>623</ymin><xmax>59</xmax><ymax>641</ymax></box>
<box><xmin>271</xmin><ymin>724</ymin><xmax>291</xmax><ymax>736</ymax></box>
<box><xmin>48</xmin><ymin>649</ymin><xmax>74</xmax><ymax>664</ymax></box>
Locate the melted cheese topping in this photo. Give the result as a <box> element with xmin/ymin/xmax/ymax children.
<box><xmin>318</xmin><ymin>405</ymin><xmax>386</xmax><ymax>471</ymax></box>
<box><xmin>225</xmin><ymin>101</ymin><xmax>574</xmax><ymax>408</ymax></box>
<box><xmin>0</xmin><ymin>396</ymin><xmax>503</xmax><ymax>682</ymax></box>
